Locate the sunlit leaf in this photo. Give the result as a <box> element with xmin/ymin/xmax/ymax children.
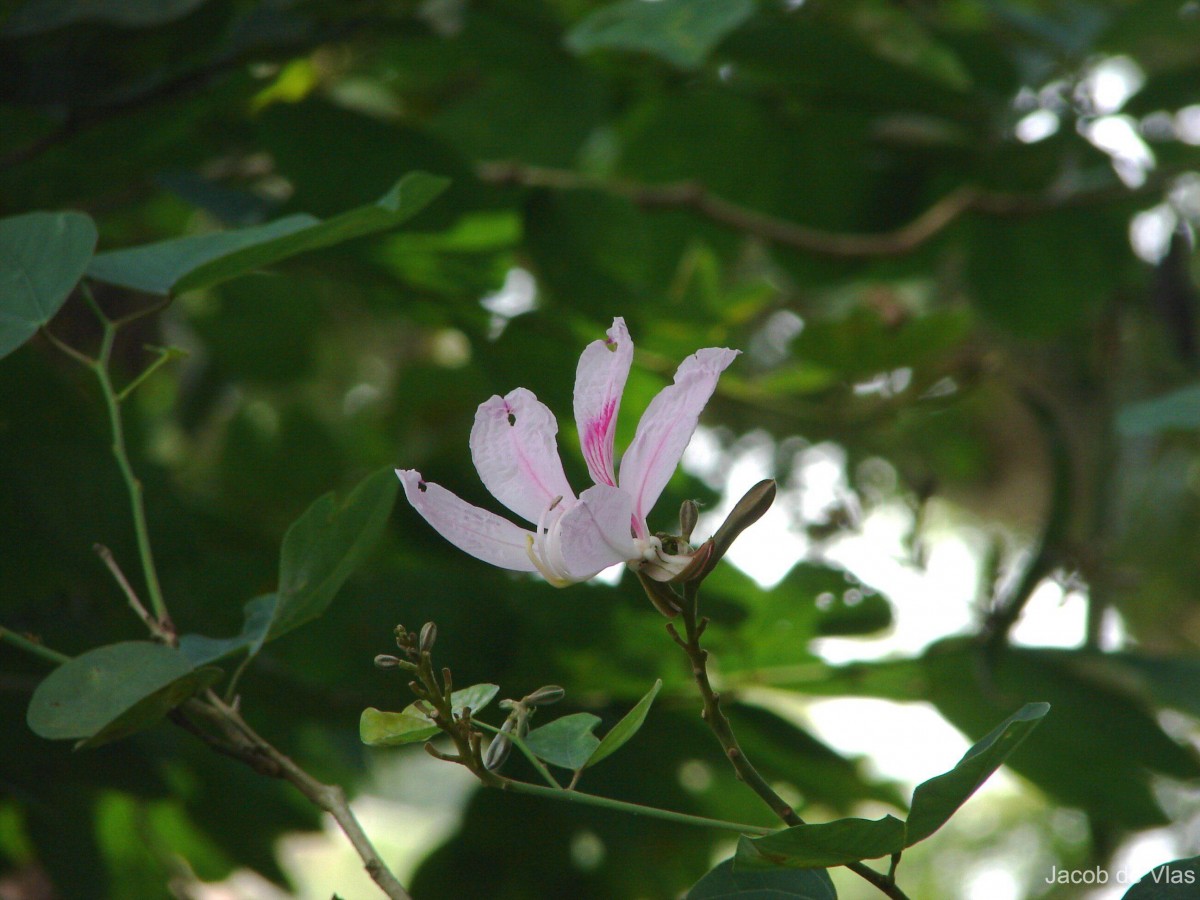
<box><xmin>360</xmin><ymin>683</ymin><xmax>499</xmax><ymax>746</ymax></box>
<box><xmin>0</xmin><ymin>211</ymin><xmax>97</xmax><ymax>360</ymax></box>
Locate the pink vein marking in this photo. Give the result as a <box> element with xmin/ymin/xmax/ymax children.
<box><xmin>583</xmin><ymin>398</ymin><xmax>617</xmax><ymax>486</ymax></box>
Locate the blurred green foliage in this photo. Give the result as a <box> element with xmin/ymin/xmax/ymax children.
<box><xmin>4</xmin><ymin>0</ymin><xmax>1200</xmax><ymax>897</ymax></box>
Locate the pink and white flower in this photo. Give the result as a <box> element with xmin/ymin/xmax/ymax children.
<box><xmin>396</xmin><ymin>318</ymin><xmax>738</xmax><ymax>586</ymax></box>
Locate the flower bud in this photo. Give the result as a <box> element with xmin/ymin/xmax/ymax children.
<box><xmin>419</xmin><ymin>621</ymin><xmax>438</xmax><ymax>653</ymax></box>
<box><xmin>525</xmin><ymin>685</ymin><xmax>566</xmax><ymax>706</ymax></box>
<box><xmin>698</xmin><ymin>479</ymin><xmax>776</xmax><ymax>581</ymax></box>
<box><xmin>679</xmin><ymin>499</ymin><xmax>699</xmax><ymax>542</ymax></box>
<box><xmin>374</xmin><ymin>654</ymin><xmax>418</xmax><ymax>671</ymax></box>
<box><xmin>484</xmin><ymin>717</ymin><xmax>516</xmax><ymax>771</ymax></box>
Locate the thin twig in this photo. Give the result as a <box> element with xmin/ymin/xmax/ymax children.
<box><xmin>476</xmin><ymin>161</ymin><xmax>1167</xmax><ymax>259</ymax></box>
<box><xmin>497</xmin><ymin>778</ymin><xmax>776</xmax><ymax>836</ymax></box>
<box><xmin>73</xmin><ymin>285</ymin><xmax>173</xmax><ymax>635</ymax></box>
<box><xmin>0</xmin><ymin>626</ymin><xmax>71</xmax><ymax>666</ymax></box>
<box><xmin>93</xmin><ymin>543</ymin><xmax>172</xmax><ymax>643</ymax></box>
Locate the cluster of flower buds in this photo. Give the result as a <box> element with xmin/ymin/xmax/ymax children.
<box><xmin>483</xmin><ymin>684</ymin><xmax>566</xmax><ymax>771</ymax></box>
<box><xmin>373</xmin><ymin>621</ymin><xmax>438</xmax><ymax>672</ymax></box>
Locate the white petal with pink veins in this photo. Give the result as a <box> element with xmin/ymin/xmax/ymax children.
<box><xmin>538</xmin><ymin>484</ymin><xmax>639</xmax><ymax>583</ymax></box>
<box><xmin>619</xmin><ymin>347</ymin><xmax>739</xmax><ymax>537</ymax></box>
<box><xmin>573</xmin><ymin>317</ymin><xmax>633</xmax><ymax>488</ymax></box>
<box><xmin>396</xmin><ymin>469</ymin><xmax>537</xmax><ymax>572</ymax></box>
<box><xmin>470</xmin><ymin>387</ymin><xmax>575</xmax><ymax>525</ymax></box>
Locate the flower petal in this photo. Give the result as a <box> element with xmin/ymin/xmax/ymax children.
<box><xmin>397</xmin><ymin>469</ymin><xmax>536</xmax><ymax>572</ymax></box>
<box><xmin>470</xmin><ymin>388</ymin><xmax>575</xmax><ymax>525</ymax></box>
<box><xmin>551</xmin><ymin>484</ymin><xmax>639</xmax><ymax>581</ymax></box>
<box><xmin>573</xmin><ymin>317</ymin><xmax>634</xmax><ymax>488</ymax></box>
<box><xmin>619</xmin><ymin>347</ymin><xmax>739</xmax><ymax>536</ymax></box>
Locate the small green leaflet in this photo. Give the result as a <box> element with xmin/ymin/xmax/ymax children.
<box><xmin>361</xmin><ymin>684</ymin><xmax>500</xmax><ymax>746</ymax></box>
<box><xmin>523</xmin><ymin>679</ymin><xmax>663</xmax><ymax>771</ymax></box>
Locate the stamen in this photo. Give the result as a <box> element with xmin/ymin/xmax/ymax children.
<box><xmin>526</xmin><ymin>534</ymin><xmax>571</xmax><ymax>588</ymax></box>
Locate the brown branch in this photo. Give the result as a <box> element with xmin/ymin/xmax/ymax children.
<box><xmin>177</xmin><ymin>693</ymin><xmax>413</xmax><ymax>900</ymax></box>
<box><xmin>673</xmin><ymin>581</ymin><xmax>911</xmax><ymax>900</ymax></box>
<box><xmin>476</xmin><ymin>160</ymin><xmax>1167</xmax><ymax>259</ymax></box>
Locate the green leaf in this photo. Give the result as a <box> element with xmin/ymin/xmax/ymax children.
<box><xmin>524</xmin><ymin>713</ymin><xmax>602</xmax><ymax>770</ymax></box>
<box><xmin>687</xmin><ymin>857</ymin><xmax>837</xmax><ymax>899</ymax></box>
<box><xmin>904</xmin><ymin>701</ymin><xmax>1049</xmax><ymax>844</ymax></box>
<box><xmin>27</xmin><ymin>642</ymin><xmax>219</xmax><ymax>747</ymax></box>
<box><xmin>359</xmin><ymin>683</ymin><xmax>500</xmax><ymax>746</ymax></box>
<box><xmin>586</xmin><ymin>679</ymin><xmax>662</xmax><ymax>768</ymax></box>
<box><xmin>1117</xmin><ymin>384</ymin><xmax>1200</xmax><ymax>436</ymax></box>
<box><xmin>1</xmin><ymin>0</ymin><xmax>208</xmax><ymax>35</ymax></box>
<box><xmin>178</xmin><ymin>594</ymin><xmax>276</xmax><ymax>667</ymax></box>
<box><xmin>1123</xmin><ymin>856</ymin><xmax>1200</xmax><ymax>898</ymax></box>
<box><xmin>266</xmin><ymin>468</ymin><xmax>398</xmax><ymax>651</ymax></box>
<box><xmin>736</xmin><ymin>703</ymin><xmax>1049</xmax><ymax>868</ymax></box>
<box><xmin>829</xmin><ymin>0</ymin><xmax>972</xmax><ymax>90</ymax></box>
<box><xmin>0</xmin><ymin>211</ymin><xmax>97</xmax><ymax>360</ymax></box>
<box><xmin>178</xmin><ymin>468</ymin><xmax>397</xmax><ymax>665</ymax></box>
<box><xmin>566</xmin><ymin>0</ymin><xmax>756</xmax><ymax>71</ymax></box>
<box><xmin>736</xmin><ymin>816</ymin><xmax>906</xmax><ymax>869</ymax></box>
<box><xmin>86</xmin><ymin>172</ymin><xmax>449</xmax><ymax>295</ymax></box>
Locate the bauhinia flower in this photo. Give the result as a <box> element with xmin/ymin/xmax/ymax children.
<box><xmin>396</xmin><ymin>318</ymin><xmax>738</xmax><ymax>587</ymax></box>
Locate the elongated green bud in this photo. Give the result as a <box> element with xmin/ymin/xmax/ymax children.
<box><xmin>374</xmin><ymin>654</ymin><xmax>418</xmax><ymax>671</ymax></box>
<box><xmin>419</xmin><ymin>621</ymin><xmax>438</xmax><ymax>653</ymax></box>
<box><xmin>484</xmin><ymin>717</ymin><xmax>517</xmax><ymax>771</ymax></box>
<box><xmin>679</xmin><ymin>499</ymin><xmax>699</xmax><ymax>543</ymax></box>
<box><xmin>525</xmin><ymin>685</ymin><xmax>566</xmax><ymax>706</ymax></box>
<box><xmin>697</xmin><ymin>479</ymin><xmax>777</xmax><ymax>581</ymax></box>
